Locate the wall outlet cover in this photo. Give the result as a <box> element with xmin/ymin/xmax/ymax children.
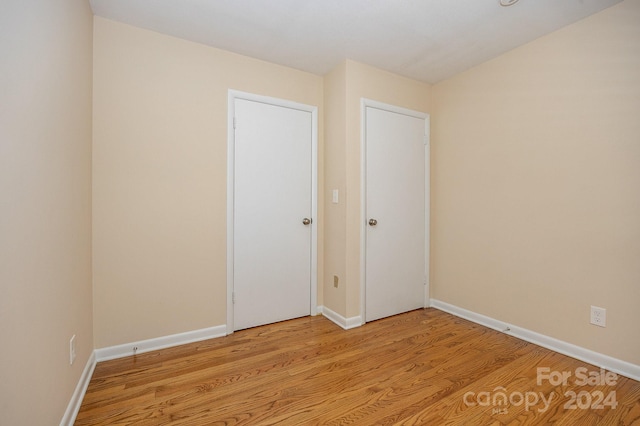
<box><xmin>590</xmin><ymin>306</ymin><xmax>606</xmax><ymax>327</ymax></box>
<box><xmin>70</xmin><ymin>335</ymin><xmax>76</xmax><ymax>365</ymax></box>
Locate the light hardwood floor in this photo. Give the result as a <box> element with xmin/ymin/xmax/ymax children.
<box><xmin>76</xmin><ymin>309</ymin><xmax>640</xmax><ymax>425</ymax></box>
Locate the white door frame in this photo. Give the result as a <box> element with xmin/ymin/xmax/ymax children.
<box><xmin>360</xmin><ymin>98</ymin><xmax>430</xmax><ymax>325</ymax></box>
<box><xmin>227</xmin><ymin>90</ymin><xmax>318</xmax><ymax>334</ymax></box>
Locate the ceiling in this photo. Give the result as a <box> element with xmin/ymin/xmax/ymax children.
<box><xmin>89</xmin><ymin>0</ymin><xmax>622</xmax><ymax>84</ymax></box>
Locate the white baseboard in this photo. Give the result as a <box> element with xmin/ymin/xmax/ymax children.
<box><xmin>95</xmin><ymin>324</ymin><xmax>227</xmax><ymax>362</ymax></box>
<box><xmin>430</xmin><ymin>299</ymin><xmax>640</xmax><ymax>382</ymax></box>
<box><xmin>318</xmin><ymin>305</ymin><xmax>362</xmax><ymax>330</ymax></box>
<box><xmin>62</xmin><ymin>325</ymin><xmax>227</xmax><ymax>425</ymax></box>
<box><xmin>60</xmin><ymin>351</ymin><xmax>96</xmax><ymax>426</ymax></box>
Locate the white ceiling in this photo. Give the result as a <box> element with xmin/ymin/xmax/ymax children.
<box><xmin>89</xmin><ymin>0</ymin><xmax>621</xmax><ymax>84</ymax></box>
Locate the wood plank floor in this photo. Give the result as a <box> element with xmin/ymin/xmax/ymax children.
<box><xmin>76</xmin><ymin>309</ymin><xmax>640</xmax><ymax>425</ymax></box>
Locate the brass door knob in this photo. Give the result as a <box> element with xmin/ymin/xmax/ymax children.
<box><xmin>302</xmin><ymin>218</ymin><xmax>312</xmax><ymax>225</ymax></box>
<box><xmin>368</xmin><ymin>218</ymin><xmax>378</xmax><ymax>226</ymax></box>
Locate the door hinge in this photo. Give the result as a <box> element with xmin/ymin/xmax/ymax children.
<box><xmin>232</xmin><ymin>292</ymin><xmax>235</xmax><ymax>304</ymax></box>
<box><xmin>233</xmin><ymin>117</ymin><xmax>237</xmax><ymax>129</ymax></box>
<box><xmin>423</xmin><ymin>134</ymin><xmax>429</xmax><ymax>146</ymax></box>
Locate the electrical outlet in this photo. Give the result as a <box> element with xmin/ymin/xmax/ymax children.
<box><xmin>69</xmin><ymin>335</ymin><xmax>76</xmax><ymax>365</ymax></box>
<box><xmin>590</xmin><ymin>306</ymin><xmax>606</xmax><ymax>327</ymax></box>
<box><xmin>333</xmin><ymin>275</ymin><xmax>339</xmax><ymax>288</ymax></box>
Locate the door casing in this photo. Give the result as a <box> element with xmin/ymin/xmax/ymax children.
<box><xmin>360</xmin><ymin>98</ymin><xmax>430</xmax><ymax>324</ymax></box>
<box><xmin>227</xmin><ymin>90</ymin><xmax>318</xmax><ymax>334</ymax></box>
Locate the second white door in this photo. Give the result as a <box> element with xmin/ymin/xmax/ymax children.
<box><xmin>232</xmin><ymin>96</ymin><xmax>315</xmax><ymax>331</ymax></box>
<box><xmin>364</xmin><ymin>102</ymin><xmax>428</xmax><ymax>323</ymax></box>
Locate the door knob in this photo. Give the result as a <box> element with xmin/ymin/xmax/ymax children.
<box><xmin>368</xmin><ymin>218</ymin><xmax>378</xmax><ymax>226</ymax></box>
<box><xmin>302</xmin><ymin>218</ymin><xmax>312</xmax><ymax>225</ymax></box>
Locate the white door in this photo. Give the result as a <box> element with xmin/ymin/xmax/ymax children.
<box><xmin>231</xmin><ymin>95</ymin><xmax>315</xmax><ymax>331</ymax></box>
<box><xmin>364</xmin><ymin>102</ymin><xmax>428</xmax><ymax>322</ymax></box>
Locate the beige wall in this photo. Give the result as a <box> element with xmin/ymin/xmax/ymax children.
<box><xmin>92</xmin><ymin>17</ymin><xmax>324</xmax><ymax>348</ymax></box>
<box><xmin>432</xmin><ymin>0</ymin><xmax>640</xmax><ymax>365</ymax></box>
<box><xmin>0</xmin><ymin>1</ymin><xmax>94</xmax><ymax>424</ymax></box>
<box><xmin>322</xmin><ymin>60</ymin><xmax>432</xmax><ymax>318</ymax></box>
<box><xmin>323</xmin><ymin>63</ymin><xmax>348</xmax><ymax>315</ymax></box>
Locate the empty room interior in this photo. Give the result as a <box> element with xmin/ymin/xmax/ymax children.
<box><xmin>2</xmin><ymin>0</ymin><xmax>640</xmax><ymax>424</ymax></box>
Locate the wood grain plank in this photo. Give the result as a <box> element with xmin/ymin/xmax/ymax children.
<box><xmin>75</xmin><ymin>309</ymin><xmax>640</xmax><ymax>425</ymax></box>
